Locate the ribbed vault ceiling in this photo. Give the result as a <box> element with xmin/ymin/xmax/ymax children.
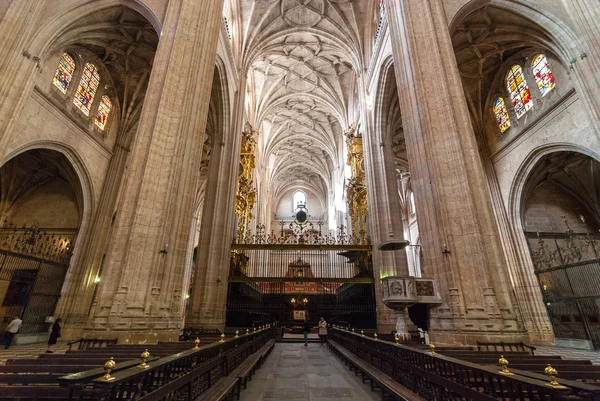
<box><xmin>242</xmin><ymin>0</ymin><xmax>369</xmax><ymax>207</ymax></box>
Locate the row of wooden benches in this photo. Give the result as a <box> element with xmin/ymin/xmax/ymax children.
<box><xmin>195</xmin><ymin>339</ymin><xmax>275</xmax><ymax>401</ymax></box>
<box><xmin>328</xmin><ymin>340</ymin><xmax>421</xmax><ymax>401</ymax></box>
<box><xmin>435</xmin><ymin>349</ymin><xmax>600</xmax><ymax>382</ymax></box>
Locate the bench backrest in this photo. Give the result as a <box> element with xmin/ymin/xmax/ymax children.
<box><xmin>65</xmin><ymin>329</ymin><xmax>271</xmax><ymax>401</ymax></box>
<box><xmin>330</xmin><ymin>328</ymin><xmax>600</xmax><ymax>401</ymax></box>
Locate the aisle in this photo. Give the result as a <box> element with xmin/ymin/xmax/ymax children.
<box><xmin>241</xmin><ymin>342</ymin><xmax>379</xmax><ymax>401</ymax></box>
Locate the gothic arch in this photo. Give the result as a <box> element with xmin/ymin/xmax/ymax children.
<box><xmin>508</xmin><ymin>143</ymin><xmax>600</xmax><ymax>232</ymax></box>
<box><xmin>450</xmin><ymin>0</ymin><xmax>582</xmax><ymax>65</ymax></box>
<box><xmin>507</xmin><ymin>144</ymin><xmax>600</xmax><ymax>343</ymax></box>
<box><xmin>29</xmin><ymin>0</ymin><xmax>161</xmax><ymax>59</ymax></box>
<box><xmin>0</xmin><ymin>142</ymin><xmax>95</xmax><ymax>318</ymax></box>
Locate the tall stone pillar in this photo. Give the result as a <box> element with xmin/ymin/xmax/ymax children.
<box><xmin>85</xmin><ymin>0</ymin><xmax>224</xmax><ymax>342</ymax></box>
<box><xmin>561</xmin><ymin>0</ymin><xmax>600</xmax><ymax>136</ymax></box>
<box><xmin>358</xmin><ymin>78</ymin><xmax>411</xmax><ymax>334</ymax></box>
<box><xmin>186</xmin><ymin>76</ymin><xmax>247</xmax><ymax>331</ymax></box>
<box><xmin>0</xmin><ymin>1</ymin><xmax>45</xmax><ymax>151</ymax></box>
<box><xmin>384</xmin><ymin>0</ymin><xmax>524</xmax><ymax>343</ymax></box>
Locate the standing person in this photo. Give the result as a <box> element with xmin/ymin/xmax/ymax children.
<box><xmin>46</xmin><ymin>318</ymin><xmax>62</xmax><ymax>353</ymax></box>
<box><xmin>318</xmin><ymin>317</ymin><xmax>328</xmax><ymax>345</ymax></box>
<box><xmin>418</xmin><ymin>327</ymin><xmax>425</xmax><ymax>344</ymax></box>
<box><xmin>302</xmin><ymin>319</ymin><xmax>310</xmax><ymax>347</ymax></box>
<box><xmin>4</xmin><ymin>316</ymin><xmax>22</xmax><ymax>349</ymax></box>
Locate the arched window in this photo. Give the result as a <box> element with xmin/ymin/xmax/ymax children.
<box><xmin>95</xmin><ymin>95</ymin><xmax>112</xmax><ymax>131</ymax></box>
<box><xmin>493</xmin><ymin>97</ymin><xmax>511</xmax><ymax>133</ymax></box>
<box><xmin>410</xmin><ymin>192</ymin><xmax>416</xmax><ymax>216</ymax></box>
<box><xmin>73</xmin><ymin>63</ymin><xmax>100</xmax><ymax>116</ymax></box>
<box><xmin>293</xmin><ymin>191</ymin><xmax>306</xmax><ymax>212</ymax></box>
<box><xmin>531</xmin><ymin>54</ymin><xmax>556</xmax><ymax>97</ymax></box>
<box><xmin>52</xmin><ymin>53</ymin><xmax>76</xmax><ymax>94</ymax></box>
<box><xmin>506</xmin><ymin>65</ymin><xmax>533</xmax><ymax>119</ymax></box>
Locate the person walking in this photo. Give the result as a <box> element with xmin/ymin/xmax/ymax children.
<box><xmin>318</xmin><ymin>317</ymin><xmax>328</xmax><ymax>345</ymax></box>
<box><xmin>4</xmin><ymin>316</ymin><xmax>22</xmax><ymax>349</ymax></box>
<box><xmin>46</xmin><ymin>318</ymin><xmax>62</xmax><ymax>353</ymax></box>
<box><xmin>302</xmin><ymin>319</ymin><xmax>311</xmax><ymax>346</ymax></box>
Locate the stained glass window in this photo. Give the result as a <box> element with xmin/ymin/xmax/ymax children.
<box><xmin>73</xmin><ymin>63</ymin><xmax>100</xmax><ymax>116</ymax></box>
<box><xmin>506</xmin><ymin>65</ymin><xmax>533</xmax><ymax>119</ymax></box>
<box><xmin>52</xmin><ymin>53</ymin><xmax>76</xmax><ymax>94</ymax></box>
<box><xmin>95</xmin><ymin>96</ymin><xmax>112</xmax><ymax>131</ymax></box>
<box><xmin>493</xmin><ymin>97</ymin><xmax>511</xmax><ymax>133</ymax></box>
<box><xmin>532</xmin><ymin>54</ymin><xmax>555</xmax><ymax>97</ymax></box>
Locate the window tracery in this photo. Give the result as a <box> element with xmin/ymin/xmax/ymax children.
<box><xmin>52</xmin><ymin>53</ymin><xmax>76</xmax><ymax>94</ymax></box>
<box><xmin>73</xmin><ymin>62</ymin><xmax>100</xmax><ymax>116</ymax></box>
<box><xmin>506</xmin><ymin>65</ymin><xmax>533</xmax><ymax>118</ymax></box>
<box><xmin>493</xmin><ymin>97</ymin><xmax>511</xmax><ymax>133</ymax></box>
<box><xmin>531</xmin><ymin>54</ymin><xmax>555</xmax><ymax>97</ymax></box>
<box><xmin>95</xmin><ymin>95</ymin><xmax>112</xmax><ymax>131</ymax></box>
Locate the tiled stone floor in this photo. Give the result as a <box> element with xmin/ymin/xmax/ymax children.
<box><xmin>0</xmin><ymin>342</ymin><xmax>68</xmax><ymax>365</ymax></box>
<box><xmin>534</xmin><ymin>345</ymin><xmax>600</xmax><ymax>365</ymax></box>
<box><xmin>241</xmin><ymin>342</ymin><xmax>380</xmax><ymax>401</ymax></box>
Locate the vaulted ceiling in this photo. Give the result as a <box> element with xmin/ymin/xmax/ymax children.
<box><xmin>241</xmin><ymin>0</ymin><xmax>372</xmax><ymax>207</ymax></box>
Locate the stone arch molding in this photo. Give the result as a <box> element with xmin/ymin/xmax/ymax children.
<box><xmin>0</xmin><ymin>141</ymin><xmax>96</xmax><ymax>298</ymax></box>
<box><xmin>508</xmin><ymin>143</ymin><xmax>600</xmax><ymax>231</ymax></box>
<box><xmin>2</xmin><ymin>140</ymin><xmax>96</xmax><ymax>221</ymax></box>
<box><xmin>450</xmin><ymin>0</ymin><xmax>585</xmax><ymax>65</ymax></box>
<box><xmin>28</xmin><ymin>0</ymin><xmax>161</xmax><ymax>60</ymax></box>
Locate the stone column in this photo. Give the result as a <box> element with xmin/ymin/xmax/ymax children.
<box><xmin>384</xmin><ymin>0</ymin><xmax>524</xmax><ymax>343</ymax></box>
<box><xmin>85</xmin><ymin>0</ymin><xmax>224</xmax><ymax>342</ymax></box>
<box><xmin>186</xmin><ymin>75</ymin><xmax>247</xmax><ymax>331</ymax></box>
<box><xmin>561</xmin><ymin>0</ymin><xmax>600</xmax><ymax>136</ymax></box>
<box><xmin>359</xmin><ymin>77</ymin><xmax>412</xmax><ymax>334</ymax></box>
<box><xmin>0</xmin><ymin>1</ymin><xmax>45</xmax><ymax>151</ymax></box>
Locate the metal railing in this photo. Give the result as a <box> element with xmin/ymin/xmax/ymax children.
<box><xmin>330</xmin><ymin>328</ymin><xmax>600</xmax><ymax>401</ymax></box>
<box><xmin>476</xmin><ymin>341</ymin><xmax>537</xmax><ymax>355</ymax></box>
<box><xmin>63</xmin><ymin>328</ymin><xmax>271</xmax><ymax>401</ymax></box>
<box><xmin>67</xmin><ymin>338</ymin><xmax>118</xmax><ymax>351</ymax></box>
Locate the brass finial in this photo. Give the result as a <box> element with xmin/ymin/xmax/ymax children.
<box><xmin>220</xmin><ymin>333</ymin><xmax>225</xmax><ymax>343</ymax></box>
<box><xmin>395</xmin><ymin>336</ymin><xmax>399</xmax><ymax>345</ymax></box>
<box><xmin>361</xmin><ymin>330</ymin><xmax>364</xmax><ymax>336</ymax></box>
<box><xmin>100</xmin><ymin>357</ymin><xmax>116</xmax><ymax>381</ymax></box>
<box><xmin>498</xmin><ymin>355</ymin><xmax>513</xmax><ymax>375</ymax></box>
<box><xmin>253</xmin><ymin>327</ymin><xmax>256</xmax><ymax>332</ymax></box>
<box><xmin>193</xmin><ymin>337</ymin><xmax>200</xmax><ymax>350</ymax></box>
<box><xmin>352</xmin><ymin>328</ymin><xmax>355</xmax><ymax>333</ymax></box>
<box><xmin>429</xmin><ymin>343</ymin><xmax>436</xmax><ymax>355</ymax></box>
<box><xmin>235</xmin><ymin>330</ymin><xmax>239</xmax><ymax>338</ymax></box>
<box><xmin>138</xmin><ymin>349</ymin><xmax>150</xmax><ymax>369</ymax></box>
<box><xmin>544</xmin><ymin>364</ymin><xmax>566</xmax><ymax>388</ymax></box>
<box><xmin>374</xmin><ymin>333</ymin><xmax>378</xmax><ymax>340</ymax></box>
<box><xmin>246</xmin><ymin>328</ymin><xmax>249</xmax><ymax>335</ymax></box>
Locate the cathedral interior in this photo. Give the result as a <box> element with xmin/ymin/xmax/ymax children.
<box><xmin>0</xmin><ymin>0</ymin><xmax>600</xmax><ymax>399</ymax></box>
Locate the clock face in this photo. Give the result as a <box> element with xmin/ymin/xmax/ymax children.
<box><xmin>296</xmin><ymin>209</ymin><xmax>307</xmax><ymax>223</ymax></box>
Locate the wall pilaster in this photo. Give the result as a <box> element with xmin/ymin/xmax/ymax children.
<box><xmin>385</xmin><ymin>0</ymin><xmax>525</xmax><ymax>344</ymax></box>
<box><xmin>560</xmin><ymin>0</ymin><xmax>600</xmax><ymax>137</ymax></box>
<box><xmin>84</xmin><ymin>0</ymin><xmax>224</xmax><ymax>342</ymax></box>
<box><xmin>359</xmin><ymin>76</ymin><xmax>410</xmax><ymax>333</ymax></box>
<box><xmin>186</xmin><ymin>74</ymin><xmax>247</xmax><ymax>331</ymax></box>
<box><xmin>0</xmin><ymin>1</ymin><xmax>45</xmax><ymax>153</ymax></box>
